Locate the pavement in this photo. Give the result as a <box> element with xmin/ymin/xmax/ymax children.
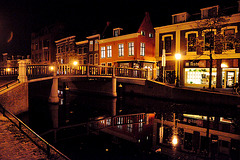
<box><xmin>0</xmin><ymin>113</ymin><xmax>48</xmax><ymax>160</ymax></box>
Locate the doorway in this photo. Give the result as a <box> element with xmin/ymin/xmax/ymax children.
<box><xmin>226</xmin><ymin>71</ymin><xmax>235</xmax><ymax>88</ymax></box>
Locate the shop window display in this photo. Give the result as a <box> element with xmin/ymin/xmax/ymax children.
<box><xmin>185</xmin><ymin>68</ymin><xmax>216</xmax><ymax>85</ymax></box>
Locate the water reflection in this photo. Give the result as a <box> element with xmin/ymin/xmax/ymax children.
<box><xmin>19</xmin><ymin>91</ymin><xmax>240</xmax><ymax>160</ymax></box>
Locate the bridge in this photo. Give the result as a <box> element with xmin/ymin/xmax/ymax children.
<box><xmin>0</xmin><ymin>60</ymin><xmax>151</xmax><ymax>105</ymax></box>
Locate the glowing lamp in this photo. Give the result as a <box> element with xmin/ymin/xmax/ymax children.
<box><xmin>73</xmin><ymin>61</ymin><xmax>78</xmax><ymax>66</ymax></box>
<box><xmin>6</xmin><ymin>68</ymin><xmax>11</xmax><ymax>72</ymax></box>
<box><xmin>221</xmin><ymin>63</ymin><xmax>228</xmax><ymax>68</ymax></box>
<box><xmin>49</xmin><ymin>66</ymin><xmax>54</xmax><ymax>71</ymax></box>
<box><xmin>175</xmin><ymin>53</ymin><xmax>181</xmax><ymax>60</ymax></box>
<box><xmin>172</xmin><ymin>136</ymin><xmax>178</xmax><ymax>145</ymax></box>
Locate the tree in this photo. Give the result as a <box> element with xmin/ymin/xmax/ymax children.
<box><xmin>193</xmin><ymin>16</ymin><xmax>240</xmax><ymax>89</ymax></box>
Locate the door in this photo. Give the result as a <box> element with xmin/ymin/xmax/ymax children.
<box><xmin>226</xmin><ymin>71</ymin><xmax>235</xmax><ymax>88</ymax></box>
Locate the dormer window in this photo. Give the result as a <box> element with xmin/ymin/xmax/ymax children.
<box><xmin>172</xmin><ymin>12</ymin><xmax>190</xmax><ymax>24</ymax></box>
<box><xmin>201</xmin><ymin>5</ymin><xmax>219</xmax><ymax>19</ymax></box>
<box><xmin>113</xmin><ymin>28</ymin><xmax>123</xmax><ymax>37</ymax></box>
<box><xmin>141</xmin><ymin>31</ymin><xmax>145</xmax><ymax>36</ymax></box>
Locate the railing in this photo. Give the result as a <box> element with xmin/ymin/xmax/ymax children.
<box><xmin>115</xmin><ymin>67</ymin><xmax>147</xmax><ymax>79</ymax></box>
<box><xmin>56</xmin><ymin>64</ymin><xmax>148</xmax><ymax>79</ymax></box>
<box><xmin>27</xmin><ymin>65</ymin><xmax>54</xmax><ymax>79</ymax></box>
<box><xmin>0</xmin><ymin>80</ymin><xmax>20</xmax><ymax>92</ymax></box>
<box><xmin>0</xmin><ymin>67</ymin><xmax>18</xmax><ymax>76</ymax></box>
<box><xmin>0</xmin><ymin>104</ymin><xmax>70</xmax><ymax>160</ymax></box>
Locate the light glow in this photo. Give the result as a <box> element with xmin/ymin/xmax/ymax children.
<box><xmin>6</xmin><ymin>68</ymin><xmax>11</xmax><ymax>72</ymax></box>
<box><xmin>175</xmin><ymin>53</ymin><xmax>181</xmax><ymax>60</ymax></box>
<box><xmin>49</xmin><ymin>66</ymin><xmax>54</xmax><ymax>71</ymax></box>
<box><xmin>172</xmin><ymin>136</ymin><xmax>178</xmax><ymax>145</ymax></box>
<box><xmin>73</xmin><ymin>61</ymin><xmax>78</xmax><ymax>66</ymax></box>
<box><xmin>221</xmin><ymin>63</ymin><xmax>228</xmax><ymax>68</ymax></box>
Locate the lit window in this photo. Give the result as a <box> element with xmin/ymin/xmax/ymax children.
<box><xmin>101</xmin><ymin>46</ymin><xmax>105</xmax><ymax>58</ymax></box>
<box><xmin>89</xmin><ymin>40</ymin><xmax>93</xmax><ymax>51</ymax></box>
<box><xmin>140</xmin><ymin>43</ymin><xmax>145</xmax><ymax>56</ymax></box>
<box><xmin>128</xmin><ymin>42</ymin><xmax>134</xmax><ymax>56</ymax></box>
<box><xmin>149</xmin><ymin>33</ymin><xmax>153</xmax><ymax>38</ymax></box>
<box><xmin>118</xmin><ymin>44</ymin><xmax>124</xmax><ymax>57</ymax></box>
<box><xmin>94</xmin><ymin>40</ymin><xmax>98</xmax><ymax>51</ymax></box>
<box><xmin>107</xmin><ymin>46</ymin><xmax>112</xmax><ymax>58</ymax></box>
<box><xmin>141</xmin><ymin>31</ymin><xmax>145</xmax><ymax>36</ymax></box>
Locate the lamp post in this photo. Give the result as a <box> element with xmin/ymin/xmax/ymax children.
<box><xmin>175</xmin><ymin>53</ymin><xmax>181</xmax><ymax>87</ymax></box>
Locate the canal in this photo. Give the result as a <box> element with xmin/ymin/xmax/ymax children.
<box><xmin>18</xmin><ymin>91</ymin><xmax>240</xmax><ymax>160</ymax></box>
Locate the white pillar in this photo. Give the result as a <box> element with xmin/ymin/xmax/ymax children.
<box><xmin>49</xmin><ymin>64</ymin><xmax>59</xmax><ymax>103</ymax></box>
<box><xmin>18</xmin><ymin>60</ymin><xmax>28</xmax><ymax>82</ymax></box>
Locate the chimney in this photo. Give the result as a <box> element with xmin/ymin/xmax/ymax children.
<box><xmin>12</xmin><ymin>55</ymin><xmax>14</xmax><ymax>60</ymax></box>
<box><xmin>27</xmin><ymin>55</ymin><xmax>30</xmax><ymax>59</ymax></box>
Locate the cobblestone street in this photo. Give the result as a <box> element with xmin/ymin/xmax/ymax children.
<box><xmin>0</xmin><ymin>113</ymin><xmax>48</xmax><ymax>160</ymax></box>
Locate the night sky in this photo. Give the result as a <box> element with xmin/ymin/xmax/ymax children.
<box><xmin>0</xmin><ymin>0</ymin><xmax>238</xmax><ymax>56</ymax></box>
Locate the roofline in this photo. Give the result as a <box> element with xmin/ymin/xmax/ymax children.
<box><xmin>76</xmin><ymin>40</ymin><xmax>88</xmax><ymax>45</ymax></box>
<box><xmin>86</xmin><ymin>34</ymin><xmax>100</xmax><ymax>39</ymax></box>
<box><xmin>99</xmin><ymin>33</ymin><xmax>140</xmax><ymax>44</ymax></box>
<box><xmin>55</xmin><ymin>35</ymin><xmax>76</xmax><ymax>43</ymax></box>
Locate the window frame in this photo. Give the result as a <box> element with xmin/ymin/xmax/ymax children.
<box><xmin>140</xmin><ymin>42</ymin><xmax>145</xmax><ymax>56</ymax></box>
<box><xmin>118</xmin><ymin>43</ymin><xmax>124</xmax><ymax>57</ymax></box>
<box><xmin>101</xmin><ymin>46</ymin><xmax>105</xmax><ymax>58</ymax></box>
<box><xmin>128</xmin><ymin>42</ymin><xmax>134</xmax><ymax>56</ymax></box>
<box><xmin>107</xmin><ymin>45</ymin><xmax>112</xmax><ymax>58</ymax></box>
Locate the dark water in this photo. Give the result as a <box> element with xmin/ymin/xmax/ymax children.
<box><xmin>18</xmin><ymin>91</ymin><xmax>240</xmax><ymax>160</ymax></box>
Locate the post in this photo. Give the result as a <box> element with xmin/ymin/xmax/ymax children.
<box><xmin>18</xmin><ymin>60</ymin><xmax>28</xmax><ymax>82</ymax></box>
<box><xmin>147</xmin><ymin>68</ymin><xmax>151</xmax><ymax>80</ymax></box>
<box><xmin>49</xmin><ymin>63</ymin><xmax>59</xmax><ymax>103</ymax></box>
<box><xmin>112</xmin><ymin>66</ymin><xmax>117</xmax><ymax>97</ymax></box>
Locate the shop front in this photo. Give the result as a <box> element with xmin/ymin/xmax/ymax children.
<box><xmin>184</xmin><ymin>60</ymin><xmax>239</xmax><ymax>88</ymax></box>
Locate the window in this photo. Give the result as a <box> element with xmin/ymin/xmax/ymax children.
<box><xmin>187</xmin><ymin>33</ymin><xmax>197</xmax><ymax>52</ymax></box>
<box><xmin>149</xmin><ymin>33</ymin><xmax>153</xmax><ymax>38</ymax></box>
<box><xmin>107</xmin><ymin>45</ymin><xmax>112</xmax><ymax>58</ymax></box>
<box><xmin>94</xmin><ymin>53</ymin><xmax>98</xmax><ymax>65</ymax></box>
<box><xmin>141</xmin><ymin>31</ymin><xmax>145</xmax><ymax>36</ymax></box>
<box><xmin>89</xmin><ymin>40</ymin><xmax>93</xmax><ymax>51</ymax></box>
<box><xmin>118</xmin><ymin>44</ymin><xmax>124</xmax><ymax>57</ymax></box>
<box><xmin>101</xmin><ymin>46</ymin><xmax>105</xmax><ymax>58</ymax></box>
<box><xmin>94</xmin><ymin>40</ymin><xmax>98</xmax><ymax>51</ymax></box>
<box><xmin>224</xmin><ymin>29</ymin><xmax>235</xmax><ymax>50</ymax></box>
<box><xmin>140</xmin><ymin>43</ymin><xmax>145</xmax><ymax>56</ymax></box>
<box><xmin>164</xmin><ymin>36</ymin><xmax>172</xmax><ymax>53</ymax></box>
<box><xmin>114</xmin><ymin>30</ymin><xmax>119</xmax><ymax>37</ymax></box>
<box><xmin>128</xmin><ymin>42</ymin><xmax>134</xmax><ymax>56</ymax></box>
<box><xmin>204</xmin><ymin>31</ymin><xmax>214</xmax><ymax>51</ymax></box>
<box><xmin>89</xmin><ymin>54</ymin><xmax>93</xmax><ymax>64</ymax></box>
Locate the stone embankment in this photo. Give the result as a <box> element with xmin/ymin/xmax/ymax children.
<box><xmin>0</xmin><ymin>113</ymin><xmax>48</xmax><ymax>159</ymax></box>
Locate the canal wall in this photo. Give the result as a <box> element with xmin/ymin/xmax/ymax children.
<box><xmin>59</xmin><ymin>77</ymin><xmax>116</xmax><ymax>97</ymax></box>
<box><xmin>123</xmin><ymin>80</ymin><xmax>240</xmax><ymax>106</ymax></box>
<box><xmin>0</xmin><ymin>82</ymin><xmax>28</xmax><ymax>115</ymax></box>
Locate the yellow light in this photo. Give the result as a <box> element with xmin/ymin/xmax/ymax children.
<box><xmin>49</xmin><ymin>66</ymin><xmax>54</xmax><ymax>71</ymax></box>
<box><xmin>175</xmin><ymin>53</ymin><xmax>181</xmax><ymax>60</ymax></box>
<box><xmin>6</xmin><ymin>68</ymin><xmax>11</xmax><ymax>72</ymax></box>
<box><xmin>221</xmin><ymin>63</ymin><xmax>228</xmax><ymax>68</ymax></box>
<box><xmin>73</xmin><ymin>61</ymin><xmax>78</xmax><ymax>66</ymax></box>
<box><xmin>172</xmin><ymin>136</ymin><xmax>178</xmax><ymax>145</ymax></box>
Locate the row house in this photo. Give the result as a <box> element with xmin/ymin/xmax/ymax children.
<box><xmin>98</xmin><ymin>12</ymin><xmax>155</xmax><ymax>73</ymax></box>
<box><xmin>55</xmin><ymin>36</ymin><xmax>76</xmax><ymax>64</ymax></box>
<box><xmin>31</xmin><ymin>24</ymin><xmax>64</xmax><ymax>64</ymax></box>
<box><xmin>155</xmin><ymin>2</ymin><xmax>240</xmax><ymax>88</ymax></box>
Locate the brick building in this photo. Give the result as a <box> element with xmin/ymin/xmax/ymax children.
<box><xmin>99</xmin><ymin>12</ymin><xmax>155</xmax><ymax>72</ymax></box>
<box><xmin>155</xmin><ymin>2</ymin><xmax>240</xmax><ymax>88</ymax></box>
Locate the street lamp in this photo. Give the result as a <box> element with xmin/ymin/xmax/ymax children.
<box><xmin>73</xmin><ymin>61</ymin><xmax>78</xmax><ymax>66</ymax></box>
<box><xmin>175</xmin><ymin>53</ymin><xmax>181</xmax><ymax>87</ymax></box>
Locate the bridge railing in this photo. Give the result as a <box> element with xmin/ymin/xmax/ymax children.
<box><xmin>0</xmin><ymin>67</ymin><xmax>18</xmax><ymax>76</ymax></box>
<box><xmin>115</xmin><ymin>67</ymin><xmax>147</xmax><ymax>79</ymax></box>
<box><xmin>27</xmin><ymin>65</ymin><xmax>54</xmax><ymax>80</ymax></box>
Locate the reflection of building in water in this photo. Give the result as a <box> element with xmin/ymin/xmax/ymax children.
<box><xmin>153</xmin><ymin>113</ymin><xmax>240</xmax><ymax>159</ymax></box>
<box><xmin>100</xmin><ymin>113</ymin><xmax>155</xmax><ymax>143</ymax></box>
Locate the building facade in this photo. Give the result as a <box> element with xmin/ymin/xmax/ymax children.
<box><xmin>31</xmin><ymin>24</ymin><xmax>64</xmax><ymax>64</ymax></box>
<box><xmin>55</xmin><ymin>36</ymin><xmax>77</xmax><ymax>64</ymax></box>
<box><xmin>155</xmin><ymin>3</ymin><xmax>240</xmax><ymax>88</ymax></box>
<box><xmin>99</xmin><ymin>12</ymin><xmax>155</xmax><ymax>73</ymax></box>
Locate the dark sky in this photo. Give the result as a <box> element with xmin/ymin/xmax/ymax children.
<box><xmin>0</xmin><ymin>0</ymin><xmax>238</xmax><ymax>56</ymax></box>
